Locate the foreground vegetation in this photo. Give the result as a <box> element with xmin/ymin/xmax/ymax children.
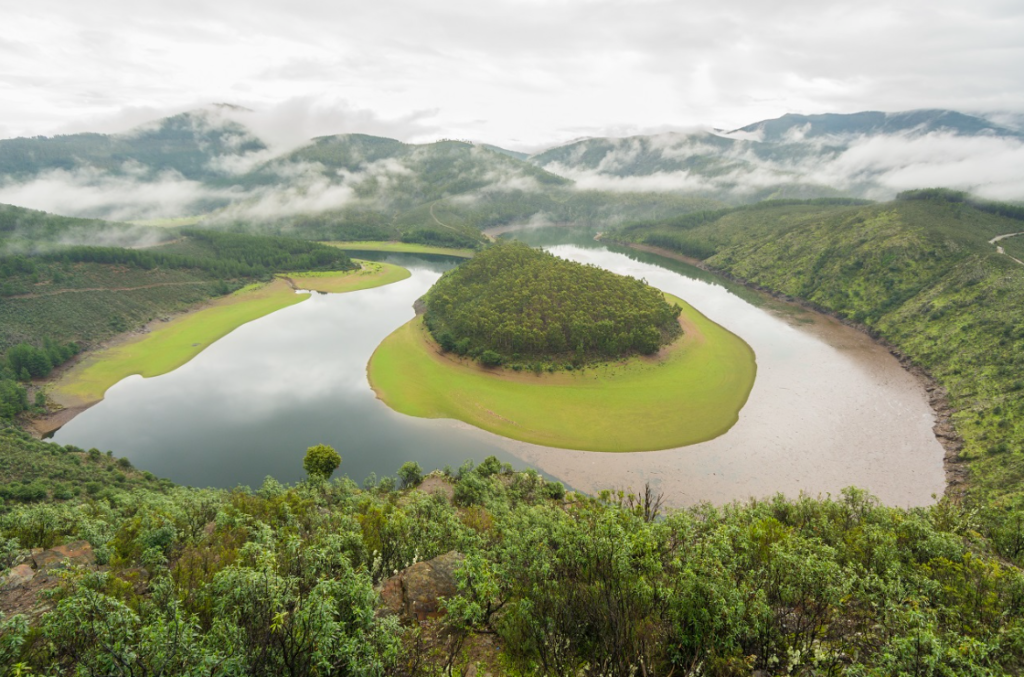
<box><xmin>0</xmin><ymin>426</ymin><xmax>1023</xmax><ymax>675</ymax></box>
<box><xmin>369</xmin><ymin>293</ymin><xmax>754</xmax><ymax>451</ymax></box>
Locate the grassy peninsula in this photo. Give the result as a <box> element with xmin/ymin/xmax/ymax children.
<box><xmin>0</xmin><ymin>220</ymin><xmax>411</xmax><ymax>420</ymax></box>
<box><xmin>369</xmin><ymin>242</ymin><xmax>755</xmax><ymax>451</ymax></box>
<box><xmin>324</xmin><ymin>240</ymin><xmax>477</xmax><ymax>258</ymax></box>
<box><xmin>50</xmin><ymin>260</ymin><xmax>409</xmax><ymax>408</ymax></box>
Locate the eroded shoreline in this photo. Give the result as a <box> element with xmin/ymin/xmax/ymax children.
<box><xmin>27</xmin><ymin>262</ymin><xmax>410</xmax><ymax>437</ymax></box>
<box><xmin>612</xmin><ymin>240</ymin><xmax>966</xmax><ymax>498</ymax></box>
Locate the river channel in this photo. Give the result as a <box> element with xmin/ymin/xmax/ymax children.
<box><xmin>52</xmin><ymin>234</ymin><xmax>946</xmax><ymax>506</ymax></box>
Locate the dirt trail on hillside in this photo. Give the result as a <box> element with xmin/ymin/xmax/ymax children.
<box><xmin>7</xmin><ymin>281</ymin><xmax>209</xmax><ymax>300</ymax></box>
<box><xmin>989</xmin><ymin>232</ymin><xmax>1024</xmax><ymax>266</ymax></box>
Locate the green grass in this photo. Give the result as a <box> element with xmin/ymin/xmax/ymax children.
<box><xmin>324</xmin><ymin>241</ymin><xmax>476</xmax><ymax>258</ymax></box>
<box><xmin>51</xmin><ymin>261</ymin><xmax>410</xmax><ymax>407</ymax></box>
<box><xmin>286</xmin><ymin>260</ymin><xmax>410</xmax><ymax>292</ymax></box>
<box><xmin>368</xmin><ymin>294</ymin><xmax>756</xmax><ymax>452</ymax></box>
<box><xmin>126</xmin><ymin>215</ymin><xmax>206</xmax><ymax>227</ymax></box>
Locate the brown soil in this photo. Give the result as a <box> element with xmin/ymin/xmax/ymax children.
<box><xmin>416</xmin><ymin>475</ymin><xmax>455</xmax><ymax>502</ymax></box>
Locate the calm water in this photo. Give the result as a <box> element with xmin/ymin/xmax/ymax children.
<box><xmin>53</xmin><ymin>240</ymin><xmax>946</xmax><ymax>505</ymax></box>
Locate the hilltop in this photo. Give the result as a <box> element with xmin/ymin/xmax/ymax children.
<box><xmin>423</xmin><ymin>241</ymin><xmax>682</xmax><ymax>368</ymax></box>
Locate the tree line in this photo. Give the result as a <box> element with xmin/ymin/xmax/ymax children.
<box><xmin>0</xmin><ymin>230</ymin><xmax>358</xmax><ymax>292</ymax></box>
<box><xmin>424</xmin><ymin>241</ymin><xmax>681</xmax><ymax>367</ymax></box>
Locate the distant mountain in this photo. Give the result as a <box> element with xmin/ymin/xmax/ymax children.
<box><xmin>0</xmin><ymin>110</ymin><xmax>267</xmax><ymax>182</ymax></box>
<box><xmin>730</xmin><ymin>109</ymin><xmax>1023</xmax><ymax>142</ymax></box>
<box><xmin>529</xmin><ymin>109</ymin><xmax>1024</xmax><ymax>202</ymax></box>
<box><xmin>0</xmin><ymin>107</ymin><xmax>1020</xmax><ymax>230</ymax></box>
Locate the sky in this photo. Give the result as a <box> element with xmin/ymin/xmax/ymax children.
<box><xmin>2</xmin><ymin>0</ymin><xmax>1023</xmax><ymax>150</ymax></box>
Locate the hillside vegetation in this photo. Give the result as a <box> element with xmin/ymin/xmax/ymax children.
<box><xmin>609</xmin><ymin>190</ymin><xmax>1024</xmax><ymax>508</ymax></box>
<box><xmin>0</xmin><ymin>230</ymin><xmax>356</xmax><ymax>418</ymax></box>
<box><xmin>424</xmin><ymin>241</ymin><xmax>681</xmax><ymax>367</ymax></box>
<box><xmin>0</xmin><ymin>427</ymin><xmax>1022</xmax><ymax>674</ymax></box>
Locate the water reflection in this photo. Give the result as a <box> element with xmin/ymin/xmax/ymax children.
<box><xmin>53</xmin><ymin>254</ymin><xmax>543</xmax><ymax>489</ymax></box>
<box><xmin>53</xmin><ymin>243</ymin><xmax>945</xmax><ymax>507</ymax></box>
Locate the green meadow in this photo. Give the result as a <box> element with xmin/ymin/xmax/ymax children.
<box><xmin>51</xmin><ymin>261</ymin><xmax>408</xmax><ymax>407</ymax></box>
<box><xmin>325</xmin><ymin>241</ymin><xmax>476</xmax><ymax>258</ymax></box>
<box><xmin>368</xmin><ymin>294</ymin><xmax>756</xmax><ymax>452</ymax></box>
<box><xmin>286</xmin><ymin>260</ymin><xmax>411</xmax><ymax>292</ymax></box>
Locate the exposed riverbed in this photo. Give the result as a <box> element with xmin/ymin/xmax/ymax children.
<box><xmin>51</xmin><ymin>242</ymin><xmax>946</xmax><ymax>506</ymax></box>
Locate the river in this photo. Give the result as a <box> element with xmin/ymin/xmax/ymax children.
<box><xmin>51</xmin><ymin>235</ymin><xmax>946</xmax><ymax>506</ymax></box>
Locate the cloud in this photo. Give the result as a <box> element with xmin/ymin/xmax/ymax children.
<box><xmin>0</xmin><ymin>167</ymin><xmax>238</xmax><ymax>221</ymax></box>
<box><xmin>2</xmin><ymin>0</ymin><xmax>1022</xmax><ymax>150</ymax></box>
<box><xmin>553</xmin><ymin>168</ymin><xmax>716</xmax><ymax>194</ymax></box>
<box><xmin>807</xmin><ymin>132</ymin><xmax>1024</xmax><ymax>201</ymax></box>
<box><xmin>538</xmin><ymin>127</ymin><xmax>1024</xmax><ymax>201</ymax></box>
<box><xmin>213</xmin><ymin>97</ymin><xmax>443</xmax><ymax>151</ymax></box>
<box><xmin>210</xmin><ymin>155</ymin><xmax>417</xmax><ymax>221</ymax></box>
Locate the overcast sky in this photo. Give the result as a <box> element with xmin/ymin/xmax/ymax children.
<box><xmin>2</xmin><ymin>0</ymin><xmax>1022</xmax><ymax>150</ymax></box>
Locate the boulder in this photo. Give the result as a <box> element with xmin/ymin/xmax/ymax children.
<box><xmin>379</xmin><ymin>551</ymin><xmax>464</xmax><ymax>622</ymax></box>
<box><xmin>31</xmin><ymin>540</ymin><xmax>95</xmax><ymax>570</ymax></box>
<box><xmin>3</xmin><ymin>564</ymin><xmax>34</xmax><ymax>589</ymax></box>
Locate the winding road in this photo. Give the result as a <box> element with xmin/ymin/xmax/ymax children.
<box><xmin>989</xmin><ymin>232</ymin><xmax>1024</xmax><ymax>266</ymax></box>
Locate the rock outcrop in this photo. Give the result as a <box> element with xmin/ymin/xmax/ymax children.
<box><xmin>379</xmin><ymin>551</ymin><xmax>464</xmax><ymax>623</ymax></box>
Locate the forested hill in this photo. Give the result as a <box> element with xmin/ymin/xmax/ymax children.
<box><xmin>424</xmin><ymin>241</ymin><xmax>681</xmax><ymax>367</ymax></box>
<box><xmin>608</xmin><ymin>190</ymin><xmax>1024</xmax><ymax>504</ymax></box>
<box><xmin>0</xmin><ymin>203</ymin><xmax>170</xmax><ymax>251</ymax></box>
<box><xmin>0</xmin><ymin>111</ymin><xmax>266</xmax><ymax>182</ymax></box>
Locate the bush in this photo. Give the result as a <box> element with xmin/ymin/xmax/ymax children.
<box><xmin>543</xmin><ymin>481</ymin><xmax>566</xmax><ymax>500</ymax></box>
<box><xmin>303</xmin><ymin>444</ymin><xmax>341</xmax><ymax>481</ymax></box>
<box><xmin>476</xmin><ymin>455</ymin><xmax>502</xmax><ymax>478</ymax></box>
<box><xmin>454</xmin><ymin>473</ymin><xmax>491</xmax><ymax>507</ymax></box>
<box><xmin>479</xmin><ymin>350</ymin><xmax>503</xmax><ymax>367</ymax></box>
<box><xmin>397</xmin><ymin>462</ymin><xmax>423</xmax><ymax>488</ymax></box>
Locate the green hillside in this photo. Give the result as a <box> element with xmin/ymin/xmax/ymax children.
<box><xmin>0</xmin><ymin>111</ymin><xmax>266</xmax><ymax>182</ymax></box>
<box><xmin>609</xmin><ymin>190</ymin><xmax>1024</xmax><ymax>508</ymax></box>
<box><xmin>0</xmin><ymin>203</ymin><xmax>170</xmax><ymax>250</ymax></box>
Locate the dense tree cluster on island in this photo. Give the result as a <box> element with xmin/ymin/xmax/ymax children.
<box><xmin>423</xmin><ymin>241</ymin><xmax>682</xmax><ymax>367</ymax></box>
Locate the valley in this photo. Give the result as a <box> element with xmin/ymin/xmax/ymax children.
<box><xmin>1</xmin><ymin>108</ymin><xmax>1023</xmax><ymax>674</ymax></box>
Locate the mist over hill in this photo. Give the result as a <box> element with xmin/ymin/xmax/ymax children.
<box><xmin>0</xmin><ymin>107</ymin><xmax>1020</xmax><ymax>232</ymax></box>
<box><xmin>531</xmin><ymin>109</ymin><xmax>1024</xmax><ymax>203</ymax></box>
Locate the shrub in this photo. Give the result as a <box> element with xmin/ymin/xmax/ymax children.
<box><xmin>303</xmin><ymin>444</ymin><xmax>341</xmax><ymax>481</ymax></box>
<box><xmin>543</xmin><ymin>481</ymin><xmax>566</xmax><ymax>500</ymax></box>
<box><xmin>398</xmin><ymin>462</ymin><xmax>423</xmax><ymax>488</ymax></box>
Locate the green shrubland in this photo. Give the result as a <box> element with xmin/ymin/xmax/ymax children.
<box><xmin>0</xmin><ymin>430</ymin><xmax>1023</xmax><ymax>674</ymax></box>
